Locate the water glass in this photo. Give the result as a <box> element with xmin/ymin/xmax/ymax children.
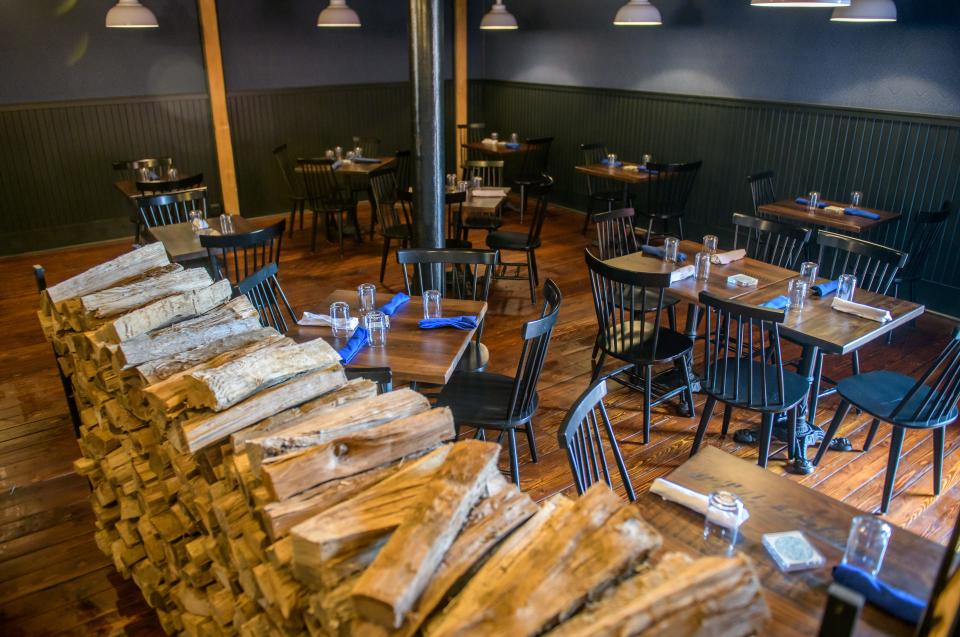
<box><xmin>346</xmin><ymin>150</ymin><xmax>356</xmax><ymax>160</ymax></box>
<box><xmin>354</xmin><ymin>146</ymin><xmax>363</xmax><ymax>158</ymax></box>
<box><xmin>807</xmin><ymin>191</ymin><xmax>821</xmax><ymax>211</ymax></box>
<box><xmin>456</xmin><ymin>180</ymin><xmax>469</xmax><ymax>193</ymax></box>
<box><xmin>139</xmin><ymin>166</ymin><xmax>151</xmax><ymax>181</ymax></box>
<box><xmin>606</xmin><ymin>153</ymin><xmax>617</xmax><ymax>165</ymax></box>
<box><xmin>325</xmin><ymin>149</ymin><xmax>336</xmax><ymax>159</ymax></box>
<box><xmin>838</xmin><ymin>274</ymin><xmax>857</xmax><ymax>301</ymax></box>
<box><xmin>851</xmin><ymin>191</ymin><xmax>864</xmax><ymax>207</ymax></box>
<box><xmin>663</xmin><ymin>237</ymin><xmax>680</xmax><ymax>263</ymax></box>
<box><xmin>641</xmin><ymin>153</ymin><xmax>652</xmax><ymax>165</ymax></box>
<box><xmin>446</xmin><ymin>173</ymin><xmax>457</xmax><ymax>188</ymax></box>
<box><xmin>357</xmin><ymin>283</ymin><xmax>377</xmax><ymax>315</ymax></box>
<box><xmin>329</xmin><ymin>301</ymin><xmax>352</xmax><ymax>338</ymax></box>
<box><xmin>335</xmin><ymin>146</ymin><xmax>343</xmax><ymax>160</ymax></box>
<box><xmin>365</xmin><ymin>311</ymin><xmax>388</xmax><ymax>348</ymax></box>
<box><xmin>843</xmin><ymin>515</ymin><xmax>891</xmax><ymax>577</ymax></box>
<box><xmin>423</xmin><ymin>290</ymin><xmax>442</xmax><ymax>319</ymax></box>
<box><xmin>694</xmin><ymin>252</ymin><xmax>711</xmax><ymax>281</ymax></box>
<box><xmin>219</xmin><ymin>214</ymin><xmax>234</xmax><ymax>234</ymax></box>
<box><xmin>702</xmin><ymin>234</ymin><xmax>719</xmax><ymax>254</ymax></box>
<box><xmin>491</xmin><ymin>132</ymin><xmax>499</xmax><ymax>141</ymax></box>
<box><xmin>787</xmin><ymin>278</ymin><xmax>808</xmax><ymax>311</ymax></box>
<box><xmin>167</xmin><ymin>165</ymin><xmax>178</xmax><ymax>180</ymax></box>
<box><xmin>703</xmin><ymin>491</ymin><xmax>743</xmax><ymax>556</ymax></box>
<box><xmin>509</xmin><ymin>132</ymin><xmax>519</xmax><ymax>144</ymax></box>
<box><xmin>188</xmin><ymin>210</ymin><xmax>205</xmax><ymax>232</ymax></box>
<box><xmin>800</xmin><ymin>261</ymin><xmax>819</xmax><ymax>287</ymax></box>
<box><xmin>471</xmin><ymin>176</ymin><xmax>483</xmax><ymax>190</ymax></box>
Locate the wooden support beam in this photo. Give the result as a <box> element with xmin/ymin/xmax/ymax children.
<box><xmin>197</xmin><ymin>0</ymin><xmax>240</xmax><ymax>215</ymax></box>
<box><xmin>454</xmin><ymin>0</ymin><xmax>468</xmax><ymax>177</ymax></box>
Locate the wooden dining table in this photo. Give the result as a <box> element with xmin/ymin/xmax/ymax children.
<box><xmin>759</xmin><ymin>199</ymin><xmax>900</xmax><ymax>234</ymax></box>
<box><xmin>113</xmin><ymin>175</ymin><xmax>205</xmax><ymax>200</ymax></box>
<box><xmin>146</xmin><ymin>217</ymin><xmax>257</xmax><ymax>264</ymax></box>
<box><xmin>463</xmin><ymin>141</ymin><xmax>531</xmax><ymax>158</ymax></box>
<box><xmin>289</xmin><ymin>290</ymin><xmax>487</xmax><ymax>386</ymax></box>
<box><xmin>575</xmin><ymin>162</ymin><xmax>660</xmax><ymax>207</ymax></box>
<box><xmin>642</xmin><ymin>446</ymin><xmax>944</xmax><ymax>637</ymax></box>
<box><xmin>293</xmin><ymin>155</ymin><xmax>397</xmax><ymax>176</ymax></box>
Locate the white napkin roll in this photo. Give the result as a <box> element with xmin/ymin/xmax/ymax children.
<box><xmin>480</xmin><ymin>138</ymin><xmax>497</xmax><ymax>145</ymax></box>
<box><xmin>830</xmin><ymin>297</ymin><xmax>892</xmax><ymax>323</ymax></box>
<box><xmin>710</xmin><ymin>249</ymin><xmax>746</xmax><ymax>265</ymax></box>
<box><xmin>297</xmin><ymin>313</ymin><xmax>360</xmax><ymax>329</ymax></box>
<box><xmin>620</xmin><ymin>164</ymin><xmax>640</xmax><ymax>172</ymax></box>
<box><xmin>650</xmin><ymin>478</ymin><xmax>750</xmax><ymax>529</ymax></box>
<box><xmin>471</xmin><ymin>188</ymin><xmax>508</xmax><ymax>198</ymax></box>
<box><xmin>670</xmin><ymin>265</ymin><xmax>696</xmax><ymax>284</ymax></box>
<box><xmin>824</xmin><ymin>205</ymin><xmax>846</xmax><ymax>215</ymax></box>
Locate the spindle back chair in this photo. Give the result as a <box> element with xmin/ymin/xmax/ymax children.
<box><xmin>136</xmin><ymin>187</ymin><xmax>208</xmax><ymax>228</ymax></box>
<box><xmin>747</xmin><ymin>170</ymin><xmax>777</xmax><ymax>215</ymax></box>
<box><xmin>235</xmin><ymin>261</ymin><xmax>296</xmax><ymax>334</ymax></box>
<box><xmin>731</xmin><ymin>212</ymin><xmax>812</xmax><ymax>270</ymax></box>
<box><xmin>634</xmin><ymin>161</ymin><xmax>702</xmax><ymax>242</ymax></box>
<box><xmin>272</xmin><ymin>144</ymin><xmax>307</xmax><ymax>237</ymax></box>
<box><xmin>201</xmin><ymin>220</ymin><xmax>285</xmax><ymax>286</ymax></box>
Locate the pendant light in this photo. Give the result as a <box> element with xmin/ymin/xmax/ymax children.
<box><xmin>614</xmin><ymin>0</ymin><xmax>663</xmax><ymax>26</ymax></box>
<box><xmin>105</xmin><ymin>0</ymin><xmax>158</xmax><ymax>28</ymax></box>
<box><xmin>480</xmin><ymin>0</ymin><xmax>518</xmax><ymax>30</ymax></box>
<box><xmin>317</xmin><ymin>0</ymin><xmax>361</xmax><ymax>28</ymax></box>
<box><xmin>831</xmin><ymin>0</ymin><xmax>897</xmax><ymax>22</ymax></box>
<box><xmin>751</xmin><ymin>0</ymin><xmax>850</xmax><ymax>7</ymax></box>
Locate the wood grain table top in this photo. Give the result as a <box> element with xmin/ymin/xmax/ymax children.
<box><xmin>463</xmin><ymin>141</ymin><xmax>531</xmax><ymax>157</ymax></box>
<box><xmin>145</xmin><ymin>217</ymin><xmax>257</xmax><ymax>263</ymax></box>
<box><xmin>458</xmin><ymin>187</ymin><xmax>509</xmax><ymax>214</ymax></box>
<box><xmin>113</xmin><ymin>176</ymin><xmax>205</xmax><ymax>200</ymax></box>
<box><xmin>289</xmin><ymin>290</ymin><xmax>487</xmax><ymax>386</ymax></box>
<box><xmin>759</xmin><ymin>199</ymin><xmax>900</xmax><ymax>234</ymax></box>
<box><xmin>293</xmin><ymin>156</ymin><xmax>397</xmax><ymax>176</ymax></box>
<box><xmin>574</xmin><ymin>163</ymin><xmax>658</xmax><ymax>184</ymax></box>
<box><xmin>641</xmin><ymin>447</ymin><xmax>943</xmax><ymax>637</ymax></box>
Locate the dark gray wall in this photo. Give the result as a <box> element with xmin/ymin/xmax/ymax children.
<box><xmin>477</xmin><ymin>0</ymin><xmax>960</xmax><ymax>117</ymax></box>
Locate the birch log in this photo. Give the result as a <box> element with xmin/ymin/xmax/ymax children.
<box><xmin>80</xmin><ymin>266</ymin><xmax>211</xmax><ymax>321</ymax></box>
<box><xmin>43</xmin><ymin>242</ymin><xmax>169</xmax><ymax>306</ymax></box>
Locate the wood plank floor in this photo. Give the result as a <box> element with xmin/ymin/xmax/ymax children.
<box><xmin>1</xmin><ymin>204</ymin><xmax>957</xmax><ymax>634</ymax></box>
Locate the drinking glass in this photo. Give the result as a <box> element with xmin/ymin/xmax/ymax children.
<box><xmin>641</xmin><ymin>153</ymin><xmax>652</xmax><ymax>165</ymax></box>
<box><xmin>188</xmin><ymin>210</ymin><xmax>205</xmax><ymax>232</ymax></box>
<box><xmin>219</xmin><ymin>214</ymin><xmax>234</xmax><ymax>234</ymax></box>
<box><xmin>787</xmin><ymin>278</ymin><xmax>808</xmax><ymax>311</ymax></box>
<box><xmin>139</xmin><ymin>166</ymin><xmax>151</xmax><ymax>181</ymax></box>
<box><xmin>491</xmin><ymin>132</ymin><xmax>499</xmax><ymax>141</ymax></box>
<box><xmin>838</xmin><ymin>274</ymin><xmax>857</xmax><ymax>301</ymax></box>
<box><xmin>663</xmin><ymin>237</ymin><xmax>680</xmax><ymax>263</ymax></box>
<box><xmin>843</xmin><ymin>516</ymin><xmax>891</xmax><ymax>577</ymax></box>
<box><xmin>354</xmin><ymin>146</ymin><xmax>363</xmax><ymax>158</ymax></box>
<box><xmin>800</xmin><ymin>262</ymin><xmax>818</xmax><ymax>287</ymax></box>
<box><xmin>446</xmin><ymin>173</ymin><xmax>457</xmax><ymax>188</ymax></box>
<box><xmin>365</xmin><ymin>311</ymin><xmax>388</xmax><ymax>348</ymax></box>
<box><xmin>325</xmin><ymin>149</ymin><xmax>335</xmax><ymax>159</ymax></box>
<box><xmin>606</xmin><ymin>153</ymin><xmax>617</xmax><ymax>166</ymax></box>
<box><xmin>702</xmin><ymin>234</ymin><xmax>719</xmax><ymax>254</ymax></box>
<box><xmin>166</xmin><ymin>165</ymin><xmax>178</xmax><ymax>180</ymax></box>
<box><xmin>346</xmin><ymin>150</ymin><xmax>356</xmax><ymax>160</ymax></box>
<box><xmin>694</xmin><ymin>252</ymin><xmax>711</xmax><ymax>281</ymax></box>
<box><xmin>329</xmin><ymin>301</ymin><xmax>352</xmax><ymax>338</ymax></box>
<box><xmin>423</xmin><ymin>290</ymin><xmax>442</xmax><ymax>319</ymax></box>
<box><xmin>850</xmin><ymin>191</ymin><xmax>864</xmax><ymax>207</ymax></box>
<box><xmin>807</xmin><ymin>191</ymin><xmax>821</xmax><ymax>211</ymax></box>
<box><xmin>471</xmin><ymin>176</ymin><xmax>483</xmax><ymax>190</ymax></box>
<box><xmin>357</xmin><ymin>283</ymin><xmax>377</xmax><ymax>315</ymax></box>
<box><xmin>456</xmin><ymin>180</ymin><xmax>469</xmax><ymax>193</ymax></box>
<box><xmin>335</xmin><ymin>146</ymin><xmax>343</xmax><ymax>160</ymax></box>
<box><xmin>703</xmin><ymin>491</ymin><xmax>743</xmax><ymax>556</ymax></box>
<box><xmin>509</xmin><ymin>132</ymin><xmax>519</xmax><ymax>144</ymax></box>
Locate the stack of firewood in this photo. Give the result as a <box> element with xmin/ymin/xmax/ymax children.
<box><xmin>39</xmin><ymin>244</ymin><xmax>769</xmax><ymax>637</ymax></box>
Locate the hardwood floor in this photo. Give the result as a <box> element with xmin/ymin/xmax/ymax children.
<box><xmin>1</xmin><ymin>204</ymin><xmax>957</xmax><ymax>634</ymax></box>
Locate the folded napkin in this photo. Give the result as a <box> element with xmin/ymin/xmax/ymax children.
<box><xmin>600</xmin><ymin>159</ymin><xmax>624</xmax><ymax>168</ymax></box>
<box><xmin>812</xmin><ymin>279</ymin><xmax>839</xmax><ymax>297</ymax></box>
<box><xmin>831</xmin><ymin>297</ymin><xmax>892</xmax><ymax>323</ymax></box>
<box><xmin>481</xmin><ymin>138</ymin><xmax>497</xmax><ymax>145</ymax></box>
<box><xmin>796</xmin><ymin>197</ymin><xmax>828</xmax><ymax>209</ymax></box>
<box><xmin>761</xmin><ymin>295</ymin><xmax>790</xmax><ymax>309</ymax></box>
<box><xmin>845</xmin><ymin>207</ymin><xmax>881</xmax><ymax>220</ymax></box>
<box><xmin>419</xmin><ymin>315</ymin><xmax>479</xmax><ymax>330</ymax></box>
<box><xmin>710</xmin><ymin>249</ymin><xmax>746</xmax><ymax>265</ymax></box>
<box><xmin>471</xmin><ymin>187</ymin><xmax>508</xmax><ymax>198</ymax></box>
<box><xmin>378</xmin><ymin>292</ymin><xmax>410</xmax><ymax>316</ymax></box>
<box><xmin>650</xmin><ymin>478</ymin><xmax>750</xmax><ymax>529</ymax></box>
<box><xmin>824</xmin><ymin>205</ymin><xmax>846</xmax><ymax>215</ymax></box>
<box><xmin>351</xmin><ymin>157</ymin><xmax>380</xmax><ymax>164</ymax></box>
<box><xmin>640</xmin><ymin>245</ymin><xmax>688</xmax><ymax>263</ymax></box>
<box><xmin>331</xmin><ymin>160</ymin><xmax>343</xmax><ymax>170</ymax></box>
<box><xmin>298</xmin><ymin>313</ymin><xmax>360</xmax><ymax>329</ymax></box>
<box><xmin>337</xmin><ymin>327</ymin><xmax>369</xmax><ymax>364</ymax></box>
<box><xmin>504</xmin><ymin>142</ymin><xmax>521</xmax><ymax>149</ymax></box>
<box><xmin>670</xmin><ymin>265</ymin><xmax>696</xmax><ymax>284</ymax></box>
<box><xmin>832</xmin><ymin>564</ymin><xmax>924</xmax><ymax>624</ymax></box>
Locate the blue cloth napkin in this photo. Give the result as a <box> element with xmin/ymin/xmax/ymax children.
<box><xmin>796</xmin><ymin>197</ymin><xmax>828</xmax><ymax>209</ymax></box>
<box><xmin>378</xmin><ymin>292</ymin><xmax>410</xmax><ymax>316</ymax></box>
<box><xmin>845</xmin><ymin>207</ymin><xmax>881</xmax><ymax>220</ymax></box>
<box><xmin>504</xmin><ymin>142</ymin><xmax>521</xmax><ymax>149</ymax></box>
<box><xmin>760</xmin><ymin>295</ymin><xmax>789</xmax><ymax>309</ymax></box>
<box><xmin>600</xmin><ymin>159</ymin><xmax>623</xmax><ymax>168</ymax></box>
<box><xmin>833</xmin><ymin>564</ymin><xmax>924</xmax><ymax>624</ymax></box>
<box><xmin>352</xmin><ymin>157</ymin><xmax>380</xmax><ymax>164</ymax></box>
<box><xmin>812</xmin><ymin>279</ymin><xmax>840</xmax><ymax>297</ymax></box>
<box><xmin>337</xmin><ymin>327</ymin><xmax>369</xmax><ymax>364</ymax></box>
<box><xmin>419</xmin><ymin>315</ymin><xmax>479</xmax><ymax>330</ymax></box>
<box><xmin>640</xmin><ymin>245</ymin><xmax>688</xmax><ymax>262</ymax></box>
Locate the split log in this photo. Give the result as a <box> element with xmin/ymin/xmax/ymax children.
<box><xmin>42</xmin><ymin>242</ymin><xmax>169</xmax><ymax>307</ymax></box>
<box><xmin>262</xmin><ymin>406</ymin><xmax>455</xmax><ymax>501</ymax></box>
<box><xmin>352</xmin><ymin>440</ymin><xmax>502</xmax><ymax>628</ymax></box>
<box><xmin>80</xmin><ymin>266</ymin><xmax>211</xmax><ymax>321</ymax></box>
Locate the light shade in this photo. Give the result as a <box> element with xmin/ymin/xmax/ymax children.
<box><xmin>831</xmin><ymin>0</ymin><xmax>897</xmax><ymax>21</ymax></box>
<box><xmin>105</xmin><ymin>0</ymin><xmax>158</xmax><ymax>29</ymax></box>
<box><xmin>480</xmin><ymin>1</ymin><xmax>518</xmax><ymax>30</ymax></box>
<box><xmin>317</xmin><ymin>0</ymin><xmax>361</xmax><ymax>28</ymax></box>
<box><xmin>751</xmin><ymin>0</ymin><xmax>850</xmax><ymax>6</ymax></box>
<box><xmin>614</xmin><ymin>0</ymin><xmax>663</xmax><ymax>26</ymax></box>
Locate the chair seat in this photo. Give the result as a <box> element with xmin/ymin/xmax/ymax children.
<box><xmin>837</xmin><ymin>371</ymin><xmax>959</xmax><ymax>429</ymax></box>
<box><xmin>463</xmin><ymin>214</ymin><xmax>503</xmax><ymax>230</ymax></box>
<box><xmin>589</xmin><ymin>190</ymin><xmax>621</xmax><ymax>202</ymax></box>
<box><xmin>603</xmin><ymin>325</ymin><xmax>693</xmax><ymax>364</ymax></box>
<box><xmin>436</xmin><ymin>371</ymin><xmax>536</xmax><ymax>427</ymax></box>
<box><xmin>486</xmin><ymin>231</ymin><xmax>537</xmax><ymax>251</ymax></box>
<box><xmin>513</xmin><ymin>176</ymin><xmax>542</xmax><ymax>187</ymax></box>
<box><xmin>702</xmin><ymin>357</ymin><xmax>809</xmax><ymax>412</ymax></box>
<box><xmin>456</xmin><ymin>342</ymin><xmax>489</xmax><ymax>373</ymax></box>
<box><xmin>383</xmin><ymin>224</ymin><xmax>412</xmax><ymax>240</ymax></box>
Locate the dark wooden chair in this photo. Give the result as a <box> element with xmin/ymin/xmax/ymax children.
<box><xmin>586</xmin><ymin>249</ymin><xmax>695</xmax><ymax>444</ymax></box>
<box><xmin>513</xmin><ymin>137</ymin><xmax>553</xmax><ymax>223</ymax></box>
<box><xmin>136</xmin><ymin>187</ymin><xmax>208</xmax><ymax>229</ymax></box>
<box><xmin>113</xmin><ymin>157</ymin><xmax>173</xmax><ymax>182</ymax></box>
<box><xmin>459</xmin><ymin>160</ymin><xmax>505</xmax><ymax>241</ymax></box>
<box><xmin>457</xmin><ymin>122</ymin><xmax>486</xmax><ymax>163</ymax></box>
<box><xmin>894</xmin><ymin>200</ymin><xmax>952</xmax><ymax>303</ymax></box>
<box><xmin>201</xmin><ymin>219</ymin><xmax>285</xmax><ymax>286</ymax></box>
<box><xmin>747</xmin><ymin>170</ymin><xmax>777</xmax><ymax>216</ymax></box>
<box><xmin>436</xmin><ymin>279</ymin><xmax>562</xmax><ymax>485</ymax></box>
<box><xmin>344</xmin><ymin>367</ymin><xmax>393</xmax><ymax>394</ymax></box>
<box><xmin>445</xmin><ymin>191</ymin><xmax>467</xmax><ymax>244</ymax></box>
<box><xmin>234</xmin><ymin>261</ymin><xmax>296</xmax><ymax>333</ymax></box>
<box><xmin>580</xmin><ymin>142</ymin><xmax>624</xmax><ymax>234</ymax></box>
<box><xmin>351</xmin><ymin>136</ymin><xmax>380</xmax><ymax>158</ymax></box>
<box><xmin>634</xmin><ymin>160</ymin><xmax>702</xmax><ymax>242</ymax></box>
<box><xmin>814</xmin><ymin>327</ymin><xmax>960</xmax><ymax>514</ymax></box>
<box><xmin>558</xmin><ymin>379</ymin><xmax>635</xmax><ymax>501</ymax></box>
<box><xmin>731</xmin><ymin>212</ymin><xmax>812</xmax><ymax>270</ymax></box>
<box><xmin>272</xmin><ymin>144</ymin><xmax>307</xmax><ymax>238</ymax></box>
<box><xmin>369</xmin><ymin>167</ymin><xmax>412</xmax><ymax>282</ymax></box>
<box><xmin>690</xmin><ymin>291</ymin><xmax>810</xmax><ymax>468</ymax></box>
<box><xmin>397</xmin><ymin>247</ymin><xmax>497</xmax><ymax>373</ymax></box>
<box><xmin>135</xmin><ymin>172</ymin><xmax>204</xmax><ymax>195</ymax></box>
<box><xmin>297</xmin><ymin>158</ymin><xmax>359</xmax><ymax>256</ymax></box>
<box><xmin>393</xmin><ymin>149</ymin><xmax>413</xmax><ymax>195</ymax></box>
<box><xmin>487</xmin><ymin>174</ymin><xmax>553</xmax><ymax>303</ymax></box>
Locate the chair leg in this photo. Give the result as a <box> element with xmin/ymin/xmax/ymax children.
<box><xmin>851</xmin><ymin>350</ymin><xmax>861</xmax><ymax>376</ymax></box>
<box><xmin>299</xmin><ymin>200</ymin><xmax>305</xmax><ymax>230</ymax></box>
<box><xmin>863</xmin><ymin>418</ymin><xmax>881</xmax><ymax>451</ymax></box>
<box><xmin>525</xmin><ymin>421</ymin><xmax>539</xmax><ymax>463</ymax></box>
<box><xmin>679</xmin><ymin>356</ymin><xmax>696</xmax><ymax>419</ymax></box>
<box><xmin>288</xmin><ymin>203</ymin><xmax>296</xmax><ymax>238</ymax></box>
<box><xmin>690</xmin><ymin>396</ymin><xmax>717</xmax><ymax>457</ymax></box>
<box><xmin>338</xmin><ymin>211</ymin><xmax>345</xmax><ymax>258</ymax></box>
<box><xmin>518</xmin><ymin>185</ymin><xmax>527</xmax><ymax>224</ymax></box>
<box><xmin>646</xmin><ymin>218</ymin><xmax>654</xmax><ymax>244</ymax></box>
<box><xmin>379</xmin><ymin>236</ymin><xmax>391</xmax><ymax>283</ymax></box>
<box><xmin>758</xmin><ymin>413</ymin><xmax>774</xmax><ymax>469</ymax></box>
<box><xmin>507</xmin><ymin>428</ymin><xmax>521</xmax><ymax>486</ymax></box>
<box><xmin>530</xmin><ymin>249</ymin><xmax>540</xmax><ymax>286</ymax></box>
<box><xmin>590</xmin><ymin>352</ymin><xmax>607</xmax><ymax>383</ymax></box>
<box><xmin>786</xmin><ymin>407</ymin><xmax>798</xmax><ymax>460</ymax></box>
<box><xmin>643</xmin><ymin>365</ymin><xmax>653</xmax><ymax>445</ymax></box>
<box><xmin>933</xmin><ymin>427</ymin><xmax>944</xmax><ymax>496</ymax></box>
<box><xmin>581</xmin><ymin>200</ymin><xmax>593</xmax><ymax>234</ymax></box>
<box><xmin>881</xmin><ymin>427</ymin><xmax>906</xmax><ymax>514</ymax></box>
<box><xmin>591</xmin><ymin>332</ymin><xmax>601</xmax><ymax>362</ymax></box>
<box><xmin>667</xmin><ymin>305</ymin><xmax>677</xmax><ymax>332</ymax></box>
<box><xmin>526</xmin><ymin>252</ymin><xmax>537</xmax><ymax>304</ymax></box>
<box><xmin>720</xmin><ymin>405</ymin><xmax>733</xmax><ymax>439</ymax></box>
<box><xmin>676</xmin><ymin>217</ymin><xmax>685</xmax><ymax>241</ymax></box>
<box><xmin>814</xmin><ymin>399</ymin><xmax>850</xmax><ymax>466</ymax></box>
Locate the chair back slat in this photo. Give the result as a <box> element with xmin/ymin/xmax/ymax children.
<box><xmin>393</xmin><ymin>150</ymin><xmax>413</xmax><ymax>194</ymax></box>
<box><xmin>201</xmin><ymin>220</ymin><xmax>285</xmax><ymax>286</ymax></box>
<box><xmin>235</xmin><ymin>262</ymin><xmax>297</xmax><ymax>333</ymax></box>
<box><xmin>526</xmin><ymin>174</ymin><xmax>554</xmax><ymax>246</ymax></box>
<box><xmin>747</xmin><ymin>170</ymin><xmax>777</xmax><ymax>215</ymax></box>
<box><xmin>461</xmin><ymin>160</ymin><xmax>504</xmax><ymax>187</ymax></box>
<box><xmin>900</xmin><ymin>201</ymin><xmax>953</xmax><ymax>282</ymax></box>
<box><xmin>369</xmin><ymin>167</ymin><xmax>409</xmax><ymax>233</ymax></box>
<box><xmin>272</xmin><ymin>144</ymin><xmax>302</xmax><ymax>198</ymax></box>
<box><xmin>517</xmin><ymin>137</ymin><xmax>554</xmax><ymax>181</ymax></box>
<box><xmin>635</xmin><ymin>161</ymin><xmax>702</xmax><ymax>238</ymax></box>
<box><xmin>892</xmin><ymin>328</ymin><xmax>960</xmax><ymax>424</ymax></box>
<box><xmin>507</xmin><ymin>279</ymin><xmax>562</xmax><ymax>422</ymax></box>
<box><xmin>298</xmin><ymin>158</ymin><xmax>352</xmax><ymax>212</ymax></box>
<box><xmin>113</xmin><ymin>157</ymin><xmax>174</xmax><ymax>182</ymax></box>
<box><xmin>816</xmin><ymin>231</ymin><xmax>907</xmax><ymax>295</ymax></box>
<box><xmin>594</xmin><ymin>208</ymin><xmax>640</xmax><ymax>260</ymax></box>
<box><xmin>136</xmin><ymin>187</ymin><xmax>208</xmax><ymax>229</ymax></box>
<box><xmin>351</xmin><ymin>136</ymin><xmax>380</xmax><ymax>157</ymax></box>
<box><xmin>732</xmin><ymin>212</ymin><xmax>812</xmax><ymax>270</ymax></box>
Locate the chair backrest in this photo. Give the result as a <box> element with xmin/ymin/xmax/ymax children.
<box><xmin>747</xmin><ymin>170</ymin><xmax>777</xmax><ymax>214</ymax></box>
<box><xmin>506</xmin><ymin>278</ymin><xmax>562</xmax><ymax>422</ymax></box>
<box><xmin>458</xmin><ymin>123</ymin><xmax>487</xmax><ymax>162</ymax></box>
<box><xmin>298</xmin><ymin>158</ymin><xmax>350</xmax><ymax>211</ymax></box>
<box><xmin>344</xmin><ymin>368</ymin><xmax>394</xmax><ymax>394</ymax></box>
<box><xmin>585</xmin><ymin>249</ymin><xmax>674</xmax><ymax>361</ymax></box>
<box><xmin>113</xmin><ymin>157</ymin><xmax>173</xmax><ymax>181</ymax></box>
<box><xmin>235</xmin><ymin>261</ymin><xmax>296</xmax><ymax>333</ymax></box>
<box><xmin>369</xmin><ymin>167</ymin><xmax>409</xmax><ymax>234</ymax></box>
<box><xmin>731</xmin><ymin>212</ymin><xmax>812</xmax><ymax>270</ymax></box>
<box><xmin>580</xmin><ymin>141</ymin><xmax>608</xmax><ymax>166</ymax></box>
<box><xmin>890</xmin><ymin>327</ymin><xmax>960</xmax><ymax>426</ymax></box>
<box><xmin>444</xmin><ymin>190</ymin><xmax>467</xmax><ymax>241</ymax></box>
<box><xmin>136</xmin><ymin>187</ymin><xmax>209</xmax><ymax>228</ymax></box>
<box><xmin>634</xmin><ymin>161</ymin><xmax>702</xmax><ymax>221</ymax></box>
<box><xmin>352</xmin><ymin>136</ymin><xmax>381</xmax><ymax>157</ymax></box>
<box><xmin>517</xmin><ymin>137</ymin><xmax>554</xmax><ymax>180</ymax></box>
<box><xmin>201</xmin><ymin>219</ymin><xmax>286</xmax><ymax>285</ymax></box>
<box><xmin>394</xmin><ymin>149</ymin><xmax>413</xmax><ymax>194</ymax></box>
<box><xmin>816</xmin><ymin>231</ymin><xmax>908</xmax><ymax>295</ymax></box>
<box><xmin>272</xmin><ymin>143</ymin><xmax>301</xmax><ymax>198</ymax></box>
<box><xmin>558</xmin><ymin>379</ymin><xmax>636</xmax><ymax>501</ymax></box>
<box><xmin>699</xmin><ymin>291</ymin><xmax>791</xmax><ymax>409</ymax></box>
<box><xmin>594</xmin><ymin>207</ymin><xmax>640</xmax><ymax>260</ymax></box>
<box><xmin>461</xmin><ymin>160</ymin><xmax>504</xmax><ymax>187</ymax></box>
<box><xmin>396</xmin><ymin>248</ymin><xmax>496</xmax><ymax>304</ymax></box>
<box><xmin>135</xmin><ymin>172</ymin><xmax>204</xmax><ymax>195</ymax></box>
<box><xmin>901</xmin><ymin>200</ymin><xmax>953</xmax><ymax>281</ymax></box>
<box><xmin>525</xmin><ymin>174</ymin><xmax>554</xmax><ymax>247</ymax></box>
